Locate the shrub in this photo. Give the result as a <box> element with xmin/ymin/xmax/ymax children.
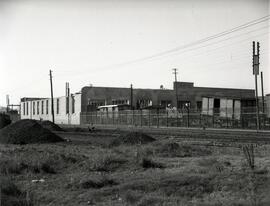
<box><xmin>89</xmin><ymin>154</ymin><xmax>127</xmax><ymax>172</ymax></box>
<box><xmin>141</xmin><ymin>158</ymin><xmax>165</xmax><ymax>169</ymax></box>
<box><xmin>0</xmin><ymin>159</ymin><xmax>26</xmax><ymax>175</ymax></box>
<box><xmin>80</xmin><ymin>176</ymin><xmax>118</xmax><ymax>189</ymax></box>
<box><xmin>0</xmin><ymin>177</ymin><xmax>33</xmax><ymax>206</ymax></box>
<box><xmin>137</xmin><ymin>195</ymin><xmax>165</xmax><ymax>206</ymax></box>
<box><xmin>123</xmin><ymin>190</ymin><xmax>143</xmax><ymax>205</ymax></box>
<box><xmin>155</xmin><ymin>141</ymin><xmax>212</xmax><ymax>158</ymax></box>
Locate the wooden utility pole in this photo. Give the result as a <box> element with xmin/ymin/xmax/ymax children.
<box><xmin>49</xmin><ymin>70</ymin><xmax>55</xmax><ymax>123</ymax></box>
<box><xmin>6</xmin><ymin>95</ymin><xmax>9</xmax><ymax>113</ymax></box>
<box><xmin>252</xmin><ymin>41</ymin><xmax>260</xmax><ymax>130</ymax></box>
<box><xmin>261</xmin><ymin>71</ymin><xmax>265</xmax><ymax>114</ymax></box>
<box><xmin>172</xmin><ymin>68</ymin><xmax>178</xmax><ymax>109</ymax></box>
<box><xmin>172</xmin><ymin>68</ymin><xmax>179</xmax><ymax>127</ymax></box>
<box><xmin>130</xmin><ymin>84</ymin><xmax>133</xmax><ymax>110</ymax></box>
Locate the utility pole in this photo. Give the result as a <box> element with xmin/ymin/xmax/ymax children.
<box><xmin>252</xmin><ymin>41</ymin><xmax>260</xmax><ymax>130</ymax></box>
<box><xmin>130</xmin><ymin>84</ymin><xmax>133</xmax><ymax>110</ymax></box>
<box><xmin>172</xmin><ymin>68</ymin><xmax>179</xmax><ymax>109</ymax></box>
<box><xmin>172</xmin><ymin>68</ymin><xmax>179</xmax><ymax>127</ymax></box>
<box><xmin>66</xmin><ymin>82</ymin><xmax>70</xmax><ymax>124</ymax></box>
<box><xmin>261</xmin><ymin>71</ymin><xmax>265</xmax><ymax>114</ymax></box>
<box><xmin>6</xmin><ymin>95</ymin><xmax>9</xmax><ymax>113</ymax></box>
<box><xmin>49</xmin><ymin>70</ymin><xmax>55</xmax><ymax>123</ymax></box>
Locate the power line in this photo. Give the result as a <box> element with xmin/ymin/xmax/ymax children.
<box><xmin>55</xmin><ymin>16</ymin><xmax>270</xmax><ymax>77</ymax></box>
<box><xmin>55</xmin><ymin>30</ymin><xmax>269</xmax><ymax>78</ymax></box>
<box><xmin>94</xmin><ymin>15</ymin><xmax>269</xmax><ymax>68</ymax></box>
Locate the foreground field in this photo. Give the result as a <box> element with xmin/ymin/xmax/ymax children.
<box><xmin>1</xmin><ymin>129</ymin><xmax>270</xmax><ymax>206</ymax></box>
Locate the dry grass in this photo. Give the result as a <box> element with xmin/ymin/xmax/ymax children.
<box><xmin>0</xmin><ymin>177</ymin><xmax>34</xmax><ymax>206</ymax></box>
<box><xmin>1</xmin><ymin>132</ymin><xmax>270</xmax><ymax>206</ymax></box>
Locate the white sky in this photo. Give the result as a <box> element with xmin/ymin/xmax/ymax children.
<box><xmin>0</xmin><ymin>0</ymin><xmax>269</xmax><ymax>106</ymax></box>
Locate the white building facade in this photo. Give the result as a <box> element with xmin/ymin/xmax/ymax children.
<box><xmin>20</xmin><ymin>93</ymin><xmax>81</xmax><ymax>125</ymax></box>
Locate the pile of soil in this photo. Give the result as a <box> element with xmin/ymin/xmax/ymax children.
<box><xmin>0</xmin><ymin>119</ymin><xmax>64</xmax><ymax>144</ymax></box>
<box><xmin>111</xmin><ymin>131</ymin><xmax>156</xmax><ymax>146</ymax></box>
<box><xmin>0</xmin><ymin>113</ymin><xmax>11</xmax><ymax>129</ymax></box>
<box><xmin>38</xmin><ymin>120</ymin><xmax>64</xmax><ymax>131</ymax></box>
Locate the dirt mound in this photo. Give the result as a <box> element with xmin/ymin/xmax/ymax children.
<box><xmin>111</xmin><ymin>132</ymin><xmax>156</xmax><ymax>146</ymax></box>
<box><xmin>38</xmin><ymin>120</ymin><xmax>64</xmax><ymax>131</ymax></box>
<box><xmin>0</xmin><ymin>119</ymin><xmax>64</xmax><ymax>144</ymax></box>
<box><xmin>0</xmin><ymin>113</ymin><xmax>11</xmax><ymax>129</ymax></box>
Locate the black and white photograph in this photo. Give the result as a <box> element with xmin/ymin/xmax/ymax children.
<box><xmin>0</xmin><ymin>0</ymin><xmax>270</xmax><ymax>205</ymax></box>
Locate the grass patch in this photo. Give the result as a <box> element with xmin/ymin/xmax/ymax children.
<box><xmin>154</xmin><ymin>141</ymin><xmax>212</xmax><ymax>158</ymax></box>
<box><xmin>80</xmin><ymin>176</ymin><xmax>118</xmax><ymax>189</ymax></box>
<box><xmin>89</xmin><ymin>153</ymin><xmax>127</xmax><ymax>172</ymax></box>
<box><xmin>0</xmin><ymin>177</ymin><xmax>33</xmax><ymax>206</ymax></box>
<box><xmin>123</xmin><ymin>190</ymin><xmax>143</xmax><ymax>205</ymax></box>
<box><xmin>0</xmin><ymin>158</ymin><xmax>26</xmax><ymax>175</ymax></box>
<box><xmin>121</xmin><ymin>173</ymin><xmax>215</xmax><ymax>199</ymax></box>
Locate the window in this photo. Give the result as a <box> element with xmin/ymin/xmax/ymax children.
<box><xmin>23</xmin><ymin>103</ymin><xmax>25</xmax><ymax>115</ymax></box>
<box><xmin>196</xmin><ymin>101</ymin><xmax>202</xmax><ymax>111</ymax></box>
<box><xmin>66</xmin><ymin>97</ymin><xmax>69</xmax><ymax>114</ymax></box>
<box><xmin>26</xmin><ymin>102</ymin><xmax>29</xmax><ymax>115</ymax></box>
<box><xmin>46</xmin><ymin>100</ymin><xmax>49</xmax><ymax>114</ymax></box>
<box><xmin>72</xmin><ymin>96</ymin><xmax>75</xmax><ymax>114</ymax></box>
<box><xmin>160</xmin><ymin>100</ymin><xmax>172</xmax><ymax>108</ymax></box>
<box><xmin>37</xmin><ymin>101</ymin><xmax>40</xmax><ymax>115</ymax></box>
<box><xmin>33</xmin><ymin>102</ymin><xmax>35</xmax><ymax>115</ymax></box>
<box><xmin>213</xmin><ymin>99</ymin><xmax>220</xmax><ymax>114</ymax></box>
<box><xmin>56</xmin><ymin>99</ymin><xmax>59</xmax><ymax>114</ymax></box>
<box><xmin>41</xmin><ymin>101</ymin><xmax>44</xmax><ymax>114</ymax></box>
<box><xmin>87</xmin><ymin>99</ymin><xmax>105</xmax><ymax>112</ymax></box>
<box><xmin>136</xmin><ymin>99</ymin><xmax>152</xmax><ymax>109</ymax></box>
<box><xmin>112</xmin><ymin>99</ymin><xmax>129</xmax><ymax>105</ymax></box>
<box><xmin>178</xmin><ymin>101</ymin><xmax>191</xmax><ymax>109</ymax></box>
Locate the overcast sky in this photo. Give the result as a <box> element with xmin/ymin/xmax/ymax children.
<box><xmin>0</xmin><ymin>0</ymin><xmax>269</xmax><ymax>106</ymax></box>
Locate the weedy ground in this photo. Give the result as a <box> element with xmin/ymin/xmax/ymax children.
<box><xmin>1</xmin><ymin>132</ymin><xmax>270</xmax><ymax>206</ymax></box>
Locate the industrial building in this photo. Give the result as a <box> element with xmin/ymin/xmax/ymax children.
<box><xmin>20</xmin><ymin>81</ymin><xmax>257</xmax><ymax>125</ymax></box>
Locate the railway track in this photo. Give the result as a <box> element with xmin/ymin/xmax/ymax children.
<box><xmin>57</xmin><ymin>125</ymin><xmax>270</xmax><ymax>146</ymax></box>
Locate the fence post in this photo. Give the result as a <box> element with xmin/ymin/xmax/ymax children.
<box><xmin>90</xmin><ymin>112</ymin><xmax>92</xmax><ymax>125</ymax></box>
<box><xmin>140</xmin><ymin>109</ymin><xmax>143</xmax><ymax>127</ymax></box>
<box><xmin>212</xmin><ymin>110</ymin><xmax>215</xmax><ymax>128</ymax></box>
<box><xmin>126</xmin><ymin>110</ymin><xmax>128</xmax><ymax>126</ymax></box>
<box><xmin>199</xmin><ymin>113</ymin><xmax>202</xmax><ymax>127</ymax></box>
<box><xmin>112</xmin><ymin>110</ymin><xmax>114</xmax><ymax>125</ymax></box>
<box><xmin>226</xmin><ymin>108</ymin><xmax>228</xmax><ymax>128</ymax></box>
<box><xmin>157</xmin><ymin>108</ymin><xmax>159</xmax><ymax>128</ymax></box>
<box><xmin>166</xmin><ymin>110</ymin><xmax>168</xmax><ymax>127</ymax></box>
<box><xmin>100</xmin><ymin>111</ymin><xmax>102</xmax><ymax>125</ymax></box>
<box><xmin>187</xmin><ymin>109</ymin><xmax>190</xmax><ymax>128</ymax></box>
<box><xmin>132</xmin><ymin>109</ymin><xmax>134</xmax><ymax>126</ymax></box>
<box><xmin>148</xmin><ymin>110</ymin><xmax>151</xmax><ymax>128</ymax></box>
<box><xmin>176</xmin><ymin>110</ymin><xmax>179</xmax><ymax>127</ymax></box>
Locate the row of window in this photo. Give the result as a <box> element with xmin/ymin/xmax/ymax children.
<box><xmin>22</xmin><ymin>99</ymin><xmax>60</xmax><ymax>116</ymax></box>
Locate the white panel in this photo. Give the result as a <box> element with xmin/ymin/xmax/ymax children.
<box><xmin>226</xmin><ymin>99</ymin><xmax>233</xmax><ymax>118</ymax></box>
<box><xmin>202</xmin><ymin>97</ymin><xmax>209</xmax><ymax>115</ymax></box>
<box><xmin>208</xmin><ymin>98</ymin><xmax>214</xmax><ymax>115</ymax></box>
<box><xmin>234</xmin><ymin>100</ymin><xmax>241</xmax><ymax>120</ymax></box>
<box><xmin>220</xmin><ymin>99</ymin><xmax>227</xmax><ymax>117</ymax></box>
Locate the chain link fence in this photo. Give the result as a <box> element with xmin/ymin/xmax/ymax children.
<box><xmin>81</xmin><ymin>107</ymin><xmax>270</xmax><ymax>130</ymax></box>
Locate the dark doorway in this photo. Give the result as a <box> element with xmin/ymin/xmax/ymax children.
<box><xmin>214</xmin><ymin>98</ymin><xmax>220</xmax><ymax>114</ymax></box>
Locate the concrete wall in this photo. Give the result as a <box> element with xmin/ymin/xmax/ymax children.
<box><xmin>20</xmin><ymin>93</ymin><xmax>81</xmax><ymax>125</ymax></box>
